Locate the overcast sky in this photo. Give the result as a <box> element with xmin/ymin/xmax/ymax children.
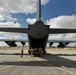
<box><xmin>0</xmin><ymin>0</ymin><xmax>76</xmax><ymax>46</ymax></box>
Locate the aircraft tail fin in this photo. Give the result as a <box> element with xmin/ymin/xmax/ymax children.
<box><xmin>36</xmin><ymin>0</ymin><xmax>41</xmax><ymax>21</ymax></box>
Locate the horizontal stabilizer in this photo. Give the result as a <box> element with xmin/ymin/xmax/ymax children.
<box><xmin>49</xmin><ymin>28</ymin><xmax>76</xmax><ymax>34</ymax></box>
<box><xmin>0</xmin><ymin>28</ymin><xmax>28</xmax><ymax>33</ymax></box>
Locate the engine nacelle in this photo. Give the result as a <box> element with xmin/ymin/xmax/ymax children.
<box><xmin>58</xmin><ymin>42</ymin><xmax>70</xmax><ymax>48</ymax></box>
<box><xmin>58</xmin><ymin>42</ymin><xmax>65</xmax><ymax>48</ymax></box>
<box><xmin>5</xmin><ymin>41</ymin><xmax>17</xmax><ymax>47</ymax></box>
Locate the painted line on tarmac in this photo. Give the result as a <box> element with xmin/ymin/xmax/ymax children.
<box><xmin>0</xmin><ymin>57</ymin><xmax>33</xmax><ymax>71</ymax></box>
<box><xmin>37</xmin><ymin>57</ymin><xmax>76</xmax><ymax>75</ymax></box>
<box><xmin>0</xmin><ymin>65</ymin><xmax>14</xmax><ymax>71</ymax></box>
<box><xmin>0</xmin><ymin>62</ymin><xmax>22</xmax><ymax>71</ymax></box>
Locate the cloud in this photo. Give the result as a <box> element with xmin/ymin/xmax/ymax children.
<box><xmin>47</xmin><ymin>15</ymin><xmax>76</xmax><ymax>28</ymax></box>
<box><xmin>26</xmin><ymin>18</ymin><xmax>36</xmax><ymax>24</ymax></box>
<box><xmin>48</xmin><ymin>34</ymin><xmax>76</xmax><ymax>40</ymax></box>
<box><xmin>0</xmin><ymin>0</ymin><xmax>49</xmax><ymax>23</ymax></box>
<box><xmin>0</xmin><ymin>0</ymin><xmax>49</xmax><ymax>14</ymax></box>
<box><xmin>41</xmin><ymin>0</ymin><xmax>49</xmax><ymax>5</ymax></box>
<box><xmin>4</xmin><ymin>34</ymin><xmax>22</xmax><ymax>39</ymax></box>
<box><xmin>47</xmin><ymin>15</ymin><xmax>76</xmax><ymax>40</ymax></box>
<box><xmin>0</xmin><ymin>7</ymin><xmax>17</xmax><ymax>21</ymax></box>
<box><xmin>0</xmin><ymin>22</ymin><xmax>20</xmax><ymax>28</ymax></box>
<box><xmin>26</xmin><ymin>17</ymin><xmax>42</xmax><ymax>24</ymax></box>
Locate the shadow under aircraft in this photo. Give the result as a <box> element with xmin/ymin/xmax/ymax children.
<box><xmin>0</xmin><ymin>52</ymin><xmax>76</xmax><ymax>68</ymax></box>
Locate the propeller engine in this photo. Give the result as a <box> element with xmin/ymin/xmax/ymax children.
<box><xmin>5</xmin><ymin>41</ymin><xmax>17</xmax><ymax>47</ymax></box>
<box><xmin>57</xmin><ymin>42</ymin><xmax>69</xmax><ymax>48</ymax></box>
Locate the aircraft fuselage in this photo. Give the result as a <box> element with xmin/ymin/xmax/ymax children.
<box><xmin>28</xmin><ymin>21</ymin><xmax>50</xmax><ymax>53</ymax></box>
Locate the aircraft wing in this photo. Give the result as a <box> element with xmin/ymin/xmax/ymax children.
<box><xmin>0</xmin><ymin>39</ymin><xmax>28</xmax><ymax>47</ymax></box>
<box><xmin>0</xmin><ymin>28</ymin><xmax>28</xmax><ymax>33</ymax></box>
<box><xmin>48</xmin><ymin>39</ymin><xmax>76</xmax><ymax>47</ymax></box>
<box><xmin>49</xmin><ymin>28</ymin><xmax>76</xmax><ymax>34</ymax></box>
<box><xmin>0</xmin><ymin>39</ymin><xmax>28</xmax><ymax>42</ymax></box>
<box><xmin>48</xmin><ymin>39</ymin><xmax>76</xmax><ymax>43</ymax></box>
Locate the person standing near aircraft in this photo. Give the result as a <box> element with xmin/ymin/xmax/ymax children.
<box><xmin>21</xmin><ymin>46</ymin><xmax>24</xmax><ymax>58</ymax></box>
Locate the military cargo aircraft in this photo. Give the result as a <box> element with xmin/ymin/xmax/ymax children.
<box><xmin>0</xmin><ymin>0</ymin><xmax>76</xmax><ymax>55</ymax></box>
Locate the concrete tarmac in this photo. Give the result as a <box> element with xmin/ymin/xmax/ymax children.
<box><xmin>0</xmin><ymin>49</ymin><xmax>76</xmax><ymax>75</ymax></box>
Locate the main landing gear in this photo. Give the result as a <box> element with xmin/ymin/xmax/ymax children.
<box><xmin>28</xmin><ymin>48</ymin><xmax>46</xmax><ymax>57</ymax></box>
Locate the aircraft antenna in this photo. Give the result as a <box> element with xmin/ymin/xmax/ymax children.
<box><xmin>36</xmin><ymin>0</ymin><xmax>41</xmax><ymax>21</ymax></box>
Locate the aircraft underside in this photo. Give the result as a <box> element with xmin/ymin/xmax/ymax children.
<box><xmin>28</xmin><ymin>35</ymin><xmax>48</xmax><ymax>54</ymax></box>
